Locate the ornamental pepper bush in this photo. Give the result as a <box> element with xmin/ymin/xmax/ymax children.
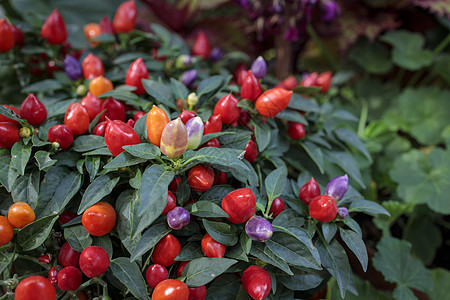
<box><xmin>0</xmin><ymin>3</ymin><xmax>390</xmax><ymax>300</ymax></box>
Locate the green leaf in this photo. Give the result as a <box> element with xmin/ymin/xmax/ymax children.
<box><xmin>287</xmin><ymin>93</ymin><xmax>320</xmax><ymax>113</ymax></box>
<box><xmin>249</xmin><ymin>243</ymin><xmax>293</xmax><ymax>275</ymax></box>
<box><xmin>339</xmin><ymin>229</ymin><xmax>368</xmax><ymax>272</ymax></box>
<box><xmin>225</xmin><ymin>242</ymin><xmax>248</xmax><ymax>262</ymax></box>
<box><xmin>22</xmin><ymin>79</ymin><xmax>62</xmax><ymax>93</ymax></box>
<box><xmin>92</xmin><ymin>236</ymin><xmax>113</xmax><ymax>259</ymax></box>
<box><xmin>217</xmin><ymin>129</ymin><xmax>252</xmax><ymax>150</ymax></box>
<box><xmin>64</xmin><ymin>225</ymin><xmax>92</xmax><ymax>252</ymax></box>
<box><xmin>372</xmin><ymin>236</ymin><xmax>432</xmax><ymax>296</ymax></box>
<box><xmin>329</xmin><ymin>276</ymin><xmax>392</xmax><ymax>300</ymax></box>
<box><xmin>11</xmin><ymin>169</ymin><xmax>40</xmax><ymax>209</ymax></box>
<box><xmin>72</xmin><ymin>135</ymin><xmax>107</xmax><ymax>152</ymax></box>
<box><xmin>198</xmin><ymin>185</ymin><xmax>234</xmax><ymax>205</ymax></box>
<box><xmin>390</xmin><ymin>148</ymin><xmax>450</xmax><ymax>214</ymax></box>
<box><xmin>0</xmin><ymin>150</ymin><xmax>20</xmax><ymax>192</ymax></box>
<box><xmin>266</xmin><ymin>232</ymin><xmax>321</xmax><ymax>270</ymax></box>
<box><xmin>348</xmin><ymin>200</ymin><xmax>390</xmax><ymax>216</ymax></box>
<box><xmin>397</xmin><ymin>87</ymin><xmax>450</xmax><ymax>145</ymax></box>
<box><xmin>123</xmin><ymin>143</ymin><xmax>161</xmax><ymax>159</ymax></box>
<box><xmin>381</xmin><ymin>30</ymin><xmax>434</xmax><ymax>70</ymax></box>
<box><xmin>181</xmin><ymin>148</ymin><xmax>249</xmax><ymax>173</ymax></box>
<box><xmin>85</xmin><ymin>156</ymin><xmax>101</xmax><ymax>181</ymax></box>
<box><xmin>334</xmin><ymin>128</ymin><xmax>372</xmax><ymax>162</ymax></box>
<box><xmin>254</xmin><ymin>120</ymin><xmax>271</xmax><ymax>152</ymax></box>
<box><xmin>170</xmin><ymin>78</ymin><xmax>189</xmax><ymax>101</ymax></box>
<box><xmin>110</xmin><ymin>257</ymin><xmax>149</xmax><ymax>300</ymax></box>
<box><xmin>275</xmin><ymin>109</ymin><xmax>308</xmax><ymax>124</ymax></box>
<box><xmin>104</xmin><ymin>151</ymin><xmax>147</xmax><ymax>169</ymax></box>
<box><xmin>265</xmin><ymin>166</ymin><xmax>287</xmax><ymax>202</ymax></box>
<box><xmin>115</xmin><ymin>190</ymin><xmax>140</xmax><ymax>256</ymax></box>
<box><xmin>348</xmin><ymin>38</ymin><xmax>392</xmax><ymax>74</ymax></box>
<box><xmin>138</xmin><ymin>164</ymin><xmax>174</xmax><ymax>218</ymax></box>
<box><xmin>41</xmin><ymin>172</ymin><xmax>82</xmax><ymax>216</ymax></box>
<box><xmin>205</xmin><ymin>274</ymin><xmax>242</xmax><ymax>300</ymax></box>
<box><xmin>316</xmin><ymin>238</ymin><xmax>352</xmax><ymax>299</ymax></box>
<box><xmin>176</xmin><ymin>242</ymin><xmax>204</xmax><ymax>261</ymax></box>
<box><xmin>0</xmin><ymin>105</ymin><xmax>23</xmax><ymax>124</ymax></box>
<box><xmin>190</xmin><ymin>201</ymin><xmax>229</xmax><ymax>218</ymax></box>
<box><xmin>130</xmin><ymin>223</ymin><xmax>171</xmax><ymax>262</ymax></box>
<box><xmin>16</xmin><ymin>215</ymin><xmax>58</xmax><ymax>251</ymax></box>
<box><xmin>301</xmin><ymin>141</ymin><xmax>325</xmax><ymax>174</ymax></box>
<box><xmin>322</xmin><ymin>223</ymin><xmax>337</xmax><ymax>243</ymax></box>
<box><xmin>200</xmin><ymin>132</ymin><xmax>236</xmax><ymax>145</ymax></box>
<box><xmin>430</xmin><ymin>268</ymin><xmax>450</xmax><ymax>300</ymax></box>
<box><xmin>182</xmin><ymin>257</ymin><xmax>237</xmax><ymax>287</ymax></box>
<box><xmin>99</xmin><ymin>89</ymin><xmax>140</xmax><ymax>102</ymax></box>
<box><xmin>113</xmin><ymin>52</ymin><xmax>152</xmax><ymax>64</ymax></box>
<box><xmin>142</xmin><ymin>79</ymin><xmax>177</xmax><ymax>110</ymax></box>
<box><xmin>34</xmin><ymin>151</ymin><xmax>56</xmax><ymax>171</ymax></box>
<box><xmin>202</xmin><ymin>219</ymin><xmax>238</xmax><ymax>246</ymax></box>
<box><xmin>78</xmin><ymin>175</ymin><xmax>120</xmax><ymax>214</ymax></box>
<box><xmin>11</xmin><ymin>140</ymin><xmax>32</xmax><ymax>175</ymax></box>
<box><xmin>278</xmin><ymin>268</ymin><xmax>323</xmax><ymax>291</ymax></box>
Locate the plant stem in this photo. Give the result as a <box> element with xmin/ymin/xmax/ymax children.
<box><xmin>357</xmin><ymin>100</ymin><xmax>369</xmax><ymax>138</ymax></box>
<box><xmin>17</xmin><ymin>255</ymin><xmax>51</xmax><ymax>270</ymax></box>
<box><xmin>306</xmin><ymin>24</ymin><xmax>339</xmax><ymax>72</ymax></box>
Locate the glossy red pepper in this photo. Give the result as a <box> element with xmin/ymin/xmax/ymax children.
<box><xmin>214</xmin><ymin>171</ymin><xmax>227</xmax><ymax>185</ymax></box>
<box><xmin>188</xmin><ymin>165</ymin><xmax>214</xmax><ymax>193</ymax></box>
<box><xmin>93</xmin><ymin>121</ymin><xmax>107</xmax><ymax>136</ymax></box>
<box><xmin>268</xmin><ymin>197</ymin><xmax>285</xmax><ymax>218</ymax></box>
<box><xmin>213</xmin><ymin>94</ymin><xmax>241</xmax><ymax>125</ymax></box>
<box><xmin>152</xmin><ymin>234</ymin><xmax>181</xmax><ymax>267</ymax></box>
<box><xmin>113</xmin><ymin>0</ymin><xmax>137</xmax><ymax>33</ymax></box>
<box><xmin>237</xmin><ymin>69</ymin><xmax>248</xmax><ymax>87</ymax></box>
<box><xmin>58</xmin><ymin>242</ymin><xmax>81</xmax><ymax>268</ymax></box>
<box><xmin>169</xmin><ymin>177</ymin><xmax>182</xmax><ymax>194</ymax></box>
<box><xmin>82</xmin><ymin>54</ymin><xmax>105</xmax><ymax>80</ymax></box>
<box><xmin>0</xmin><ymin>19</ymin><xmax>15</xmax><ymax>52</ymax></box>
<box><xmin>133</xmin><ymin>111</ymin><xmax>146</xmax><ymax>121</ymax></box>
<box><xmin>288</xmin><ymin>122</ymin><xmax>305</xmax><ymax>140</ymax></box>
<box><xmin>299</xmin><ymin>178</ymin><xmax>321</xmax><ymax>205</ymax></box>
<box><xmin>300</xmin><ymin>72</ymin><xmax>319</xmax><ymax>88</ymax></box>
<box><xmin>19</xmin><ymin>94</ymin><xmax>47</xmax><ymax>126</ymax></box>
<box><xmin>162</xmin><ymin>191</ymin><xmax>177</xmax><ymax>215</ymax></box>
<box><xmin>241</xmin><ymin>71</ymin><xmax>262</xmax><ymax>102</ymax></box>
<box><xmin>104</xmin><ymin>118</ymin><xmax>141</xmax><ymax>156</ymax></box>
<box><xmin>242</xmin><ymin>266</ymin><xmax>272</xmax><ymax>300</ymax></box>
<box><xmin>125</xmin><ymin>58</ymin><xmax>149</xmax><ymax>95</ymax></box>
<box><xmin>309</xmin><ymin>195</ymin><xmax>337</xmax><ymax>222</ymax></box>
<box><xmin>100</xmin><ymin>16</ymin><xmax>115</xmax><ymax>35</ymax></box>
<box><xmin>244</xmin><ymin>140</ymin><xmax>258</xmax><ymax>163</ymax></box>
<box><xmin>145</xmin><ymin>264</ymin><xmax>169</xmax><ymax>289</ymax></box>
<box><xmin>10</xmin><ymin>24</ymin><xmax>24</xmax><ymax>48</ymax></box>
<box><xmin>48</xmin><ymin>125</ymin><xmax>74</xmax><ymax>150</ymax></box>
<box><xmin>178</xmin><ymin>110</ymin><xmax>196</xmax><ymax>124</ymax></box>
<box><xmin>221</xmin><ymin>188</ymin><xmax>256</xmax><ymax>224</ymax></box>
<box><xmin>146</xmin><ymin>105</ymin><xmax>169</xmax><ymax>147</ymax></box>
<box><xmin>0</xmin><ymin>105</ymin><xmax>20</xmax><ymax>126</ymax></box>
<box><xmin>100</xmin><ymin>97</ymin><xmax>126</xmax><ymax>122</ymax></box>
<box><xmin>201</xmin><ymin>233</ymin><xmax>226</xmax><ymax>258</ymax></box>
<box><xmin>192</xmin><ymin>31</ymin><xmax>211</xmax><ymax>59</ymax></box>
<box><xmin>64</xmin><ymin>103</ymin><xmax>90</xmax><ymax>135</ymax></box>
<box><xmin>203</xmin><ymin>114</ymin><xmax>222</xmax><ymax>135</ymax></box>
<box><xmin>255</xmin><ymin>88</ymin><xmax>292</xmax><ymax>118</ymax></box>
<box><xmin>188</xmin><ymin>285</ymin><xmax>207</xmax><ymax>300</ymax></box>
<box><xmin>81</xmin><ymin>92</ymin><xmax>104</xmax><ymax>121</ymax></box>
<box><xmin>316</xmin><ymin>71</ymin><xmax>332</xmax><ymax>93</ymax></box>
<box><xmin>57</xmin><ymin>212</ymin><xmax>78</xmax><ymax>225</ymax></box>
<box><xmin>199</xmin><ymin>138</ymin><xmax>219</xmax><ymax>149</ymax></box>
<box><xmin>40</xmin><ymin>9</ymin><xmax>67</xmax><ymax>45</ymax></box>
<box><xmin>38</xmin><ymin>254</ymin><xmax>51</xmax><ymax>264</ymax></box>
<box><xmin>127</xmin><ymin>119</ymin><xmax>135</xmax><ymax>128</ymax></box>
<box><xmin>176</xmin><ymin>261</ymin><xmax>189</xmax><ymax>277</ymax></box>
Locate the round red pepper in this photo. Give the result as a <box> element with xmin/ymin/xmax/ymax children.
<box><xmin>240</xmin><ymin>70</ymin><xmax>262</xmax><ymax>102</ymax></box>
<box><xmin>213</xmin><ymin>94</ymin><xmax>241</xmax><ymax>125</ymax></box>
<box><xmin>82</xmin><ymin>53</ymin><xmax>105</xmax><ymax>80</ymax></box>
<box><xmin>81</xmin><ymin>92</ymin><xmax>104</xmax><ymax>121</ymax></box>
<box><xmin>64</xmin><ymin>102</ymin><xmax>90</xmax><ymax>135</ymax></box>
<box><xmin>48</xmin><ymin>125</ymin><xmax>74</xmax><ymax>150</ymax></box>
<box><xmin>113</xmin><ymin>0</ymin><xmax>137</xmax><ymax>33</ymax></box>
<box><xmin>125</xmin><ymin>58</ymin><xmax>149</xmax><ymax>95</ymax></box>
<box><xmin>19</xmin><ymin>94</ymin><xmax>47</xmax><ymax>126</ymax></box>
<box><xmin>288</xmin><ymin>122</ymin><xmax>305</xmax><ymax>140</ymax></box>
<box><xmin>221</xmin><ymin>188</ymin><xmax>256</xmax><ymax>224</ymax></box>
<box><xmin>100</xmin><ymin>97</ymin><xmax>126</xmax><ymax>122</ymax></box>
<box><xmin>309</xmin><ymin>195</ymin><xmax>337</xmax><ymax>222</ymax></box>
<box><xmin>201</xmin><ymin>233</ymin><xmax>226</xmax><ymax>258</ymax></box>
<box><xmin>0</xmin><ymin>19</ymin><xmax>14</xmax><ymax>52</ymax></box>
<box><xmin>40</xmin><ymin>9</ymin><xmax>67</xmax><ymax>45</ymax></box>
<box><xmin>203</xmin><ymin>114</ymin><xmax>222</xmax><ymax>135</ymax></box>
<box><xmin>104</xmin><ymin>118</ymin><xmax>141</xmax><ymax>156</ymax></box>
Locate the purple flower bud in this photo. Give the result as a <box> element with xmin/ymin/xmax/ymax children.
<box><xmin>167</xmin><ymin>207</ymin><xmax>190</xmax><ymax>230</ymax></box>
<box><xmin>210</xmin><ymin>47</ymin><xmax>224</xmax><ymax>62</ymax></box>
<box><xmin>337</xmin><ymin>207</ymin><xmax>349</xmax><ymax>219</ymax></box>
<box><xmin>250</xmin><ymin>56</ymin><xmax>267</xmax><ymax>79</ymax></box>
<box><xmin>180</xmin><ymin>70</ymin><xmax>197</xmax><ymax>87</ymax></box>
<box><xmin>325</xmin><ymin>174</ymin><xmax>348</xmax><ymax>201</ymax></box>
<box><xmin>245</xmin><ymin>216</ymin><xmax>273</xmax><ymax>242</ymax></box>
<box><xmin>185</xmin><ymin>116</ymin><xmax>204</xmax><ymax>150</ymax></box>
<box><xmin>321</xmin><ymin>0</ymin><xmax>341</xmax><ymax>22</ymax></box>
<box><xmin>283</xmin><ymin>25</ymin><xmax>299</xmax><ymax>42</ymax></box>
<box><xmin>64</xmin><ymin>55</ymin><xmax>82</xmax><ymax>81</ymax></box>
<box><xmin>235</xmin><ymin>0</ymin><xmax>250</xmax><ymax>9</ymax></box>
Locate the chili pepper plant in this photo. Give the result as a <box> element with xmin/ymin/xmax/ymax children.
<box><xmin>0</xmin><ymin>2</ymin><xmax>389</xmax><ymax>299</ymax></box>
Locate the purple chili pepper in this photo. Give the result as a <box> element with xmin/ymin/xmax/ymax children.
<box><xmin>325</xmin><ymin>174</ymin><xmax>349</xmax><ymax>201</ymax></box>
<box><xmin>64</xmin><ymin>55</ymin><xmax>82</xmax><ymax>81</ymax></box>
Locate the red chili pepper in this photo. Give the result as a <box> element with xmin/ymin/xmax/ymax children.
<box><xmin>191</xmin><ymin>31</ymin><xmax>211</xmax><ymax>59</ymax></box>
<box><xmin>19</xmin><ymin>93</ymin><xmax>47</xmax><ymax>126</ymax></box>
<box><xmin>213</xmin><ymin>94</ymin><xmax>241</xmax><ymax>125</ymax></box>
<box><xmin>316</xmin><ymin>71</ymin><xmax>332</xmax><ymax>93</ymax></box>
<box><xmin>255</xmin><ymin>88</ymin><xmax>292</xmax><ymax>118</ymax></box>
<box><xmin>104</xmin><ymin>118</ymin><xmax>141</xmax><ymax>156</ymax></box>
<box><xmin>241</xmin><ymin>70</ymin><xmax>262</xmax><ymax>102</ymax></box>
<box><xmin>287</xmin><ymin>122</ymin><xmax>305</xmax><ymax>140</ymax></box>
<box><xmin>203</xmin><ymin>114</ymin><xmax>222</xmax><ymax>135</ymax></box>
<box><xmin>100</xmin><ymin>16</ymin><xmax>115</xmax><ymax>35</ymax></box>
<box><xmin>38</xmin><ymin>254</ymin><xmax>52</xmax><ymax>264</ymax></box>
<box><xmin>0</xmin><ymin>19</ymin><xmax>15</xmax><ymax>53</ymax></box>
<box><xmin>178</xmin><ymin>110</ymin><xmax>196</xmax><ymax>124</ymax></box>
<box><xmin>41</xmin><ymin>9</ymin><xmax>67</xmax><ymax>45</ymax></box>
<box><xmin>125</xmin><ymin>58</ymin><xmax>149</xmax><ymax>95</ymax></box>
<box><xmin>0</xmin><ymin>123</ymin><xmax>19</xmax><ymax>149</ymax></box>
<box><xmin>48</xmin><ymin>125</ymin><xmax>74</xmax><ymax>150</ymax></box>
<box><xmin>100</xmin><ymin>97</ymin><xmax>126</xmax><ymax>122</ymax></box>
<box><xmin>113</xmin><ymin>0</ymin><xmax>137</xmax><ymax>33</ymax></box>
<box><xmin>80</xmin><ymin>92</ymin><xmax>104</xmax><ymax>121</ymax></box>
<box><xmin>64</xmin><ymin>103</ymin><xmax>90</xmax><ymax>135</ymax></box>
<box><xmin>82</xmin><ymin>54</ymin><xmax>105</xmax><ymax>80</ymax></box>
